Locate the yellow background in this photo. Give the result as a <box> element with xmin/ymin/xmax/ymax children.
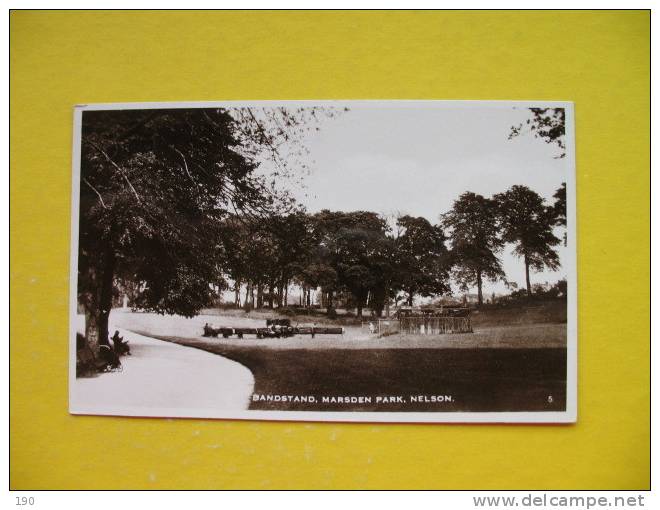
<box><xmin>10</xmin><ymin>10</ymin><xmax>650</xmax><ymax>489</ymax></box>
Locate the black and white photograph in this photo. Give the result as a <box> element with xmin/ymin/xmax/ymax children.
<box><xmin>69</xmin><ymin>101</ymin><xmax>576</xmax><ymax>423</ymax></box>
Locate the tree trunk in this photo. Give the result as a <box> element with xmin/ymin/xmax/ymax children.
<box><xmin>326</xmin><ymin>290</ymin><xmax>334</xmax><ymax>315</ymax></box>
<box><xmin>84</xmin><ymin>307</ymin><xmax>102</xmax><ymax>354</ymax></box>
<box><xmin>84</xmin><ymin>241</ymin><xmax>115</xmax><ymax>355</ymax></box>
<box><xmin>284</xmin><ymin>282</ymin><xmax>288</xmax><ymax>306</ymax></box>
<box><xmin>407</xmin><ymin>289</ymin><xmax>414</xmax><ymax>307</ymax></box>
<box><xmin>257</xmin><ymin>283</ymin><xmax>263</xmax><ymax>308</ymax></box>
<box><xmin>268</xmin><ymin>281</ymin><xmax>274</xmax><ymax>308</ymax></box>
<box><xmin>385</xmin><ymin>282</ymin><xmax>390</xmax><ymax>318</ymax></box>
<box><xmin>234</xmin><ymin>280</ymin><xmax>241</xmax><ymax>307</ymax></box>
<box><xmin>374</xmin><ymin>298</ymin><xmax>383</xmax><ymax>318</ymax></box>
<box><xmin>356</xmin><ymin>302</ymin><xmax>363</xmax><ymax>318</ymax></box>
<box><xmin>524</xmin><ymin>254</ymin><xmax>532</xmax><ymax>296</ymax></box>
<box><xmin>476</xmin><ymin>269</ymin><xmax>483</xmax><ymax>306</ymax></box>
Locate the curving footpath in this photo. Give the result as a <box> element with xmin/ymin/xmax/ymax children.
<box><xmin>70</xmin><ymin>328</ymin><xmax>255</xmax><ymax>418</ymax></box>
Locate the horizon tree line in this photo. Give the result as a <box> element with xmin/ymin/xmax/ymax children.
<box><xmin>205</xmin><ymin>183</ymin><xmax>565</xmax><ymax>317</ymax></box>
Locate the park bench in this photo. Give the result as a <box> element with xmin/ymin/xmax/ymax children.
<box><xmin>76</xmin><ymin>333</ymin><xmax>123</xmax><ymax>375</ymax></box>
<box><xmin>201</xmin><ymin>322</ymin><xmax>344</xmax><ymax>339</ymax></box>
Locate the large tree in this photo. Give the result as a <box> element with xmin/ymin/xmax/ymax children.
<box><xmin>78</xmin><ymin>108</ymin><xmax>294</xmax><ymax>353</ymax></box>
<box><xmin>494</xmin><ymin>185</ymin><xmax>561</xmax><ymax>296</ymax></box>
<box><xmin>393</xmin><ymin>215</ymin><xmax>450</xmax><ymax>306</ymax></box>
<box><xmin>265</xmin><ymin>212</ymin><xmax>315</xmax><ymax>307</ymax></box>
<box><xmin>313</xmin><ymin>210</ymin><xmax>392</xmax><ymax>317</ymax></box>
<box><xmin>442</xmin><ymin>192</ymin><xmax>504</xmax><ymax>306</ymax></box>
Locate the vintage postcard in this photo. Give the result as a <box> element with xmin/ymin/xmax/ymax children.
<box><xmin>69</xmin><ymin>100</ymin><xmax>577</xmax><ymax>423</ymax></box>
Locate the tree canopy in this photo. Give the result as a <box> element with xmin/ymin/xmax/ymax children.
<box><xmin>552</xmin><ymin>182</ymin><xmax>567</xmax><ymax>226</ymax></box>
<box><xmin>494</xmin><ymin>185</ymin><xmax>561</xmax><ymax>296</ymax></box>
<box><xmin>78</xmin><ymin>107</ymin><xmax>336</xmax><ymax>350</ymax></box>
<box><xmin>313</xmin><ymin>210</ymin><xmax>394</xmax><ymax>317</ymax></box>
<box><xmin>394</xmin><ymin>215</ymin><xmax>450</xmax><ymax>306</ymax></box>
<box><xmin>442</xmin><ymin>192</ymin><xmax>504</xmax><ymax>305</ymax></box>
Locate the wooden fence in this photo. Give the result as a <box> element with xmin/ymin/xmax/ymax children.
<box><xmin>399</xmin><ymin>316</ymin><xmax>472</xmax><ymax>335</ymax></box>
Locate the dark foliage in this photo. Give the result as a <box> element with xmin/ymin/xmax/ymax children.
<box><xmin>494</xmin><ymin>185</ymin><xmax>561</xmax><ymax>296</ymax></box>
<box><xmin>509</xmin><ymin>107</ymin><xmax>566</xmax><ymax>158</ymax></box>
<box><xmin>442</xmin><ymin>193</ymin><xmax>504</xmax><ymax>306</ymax></box>
<box><xmin>79</xmin><ymin>108</ymin><xmax>289</xmax><ymax>350</ymax></box>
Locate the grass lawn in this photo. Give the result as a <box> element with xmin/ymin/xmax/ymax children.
<box><xmin>138</xmin><ymin>333</ymin><xmax>566</xmax><ymax>413</ymax></box>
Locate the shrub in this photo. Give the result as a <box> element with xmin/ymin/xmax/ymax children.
<box><xmin>217</xmin><ymin>302</ymin><xmax>239</xmax><ymax>310</ymax></box>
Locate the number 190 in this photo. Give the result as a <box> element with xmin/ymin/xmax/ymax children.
<box><xmin>16</xmin><ymin>497</ymin><xmax>34</xmax><ymax>506</ymax></box>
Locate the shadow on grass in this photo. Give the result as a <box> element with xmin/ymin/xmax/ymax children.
<box><xmin>137</xmin><ymin>332</ymin><xmax>566</xmax><ymax>413</ymax></box>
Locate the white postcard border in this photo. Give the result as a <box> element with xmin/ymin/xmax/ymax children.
<box><xmin>68</xmin><ymin>100</ymin><xmax>577</xmax><ymax>424</ymax></box>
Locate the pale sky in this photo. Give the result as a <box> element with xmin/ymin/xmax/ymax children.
<box><xmin>260</xmin><ymin>103</ymin><xmax>569</xmax><ymax>297</ymax></box>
